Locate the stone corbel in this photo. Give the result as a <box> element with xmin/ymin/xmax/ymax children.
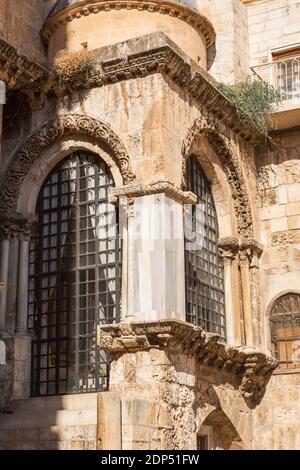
<box><xmin>98</xmin><ymin>320</ymin><xmax>277</xmax><ymax>403</ymax></box>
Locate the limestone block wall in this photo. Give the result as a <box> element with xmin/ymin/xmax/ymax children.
<box><xmin>252</xmin><ymin>372</ymin><xmax>300</xmax><ymax>449</ymax></box>
<box><xmin>103</xmin><ymin>348</ymin><xmax>252</xmax><ymax>450</ymax></box>
<box><xmin>0</xmin><ymin>394</ymin><xmax>97</xmax><ymax>450</ymax></box>
<box><xmin>0</xmin><ymin>0</ymin><xmax>55</xmax><ymax>65</ymax></box>
<box><xmin>196</xmin><ymin>0</ymin><xmax>250</xmax><ymax>82</ymax></box>
<box><xmin>257</xmin><ymin>129</ymin><xmax>300</xmax><ymax>351</ymax></box>
<box><xmin>246</xmin><ymin>0</ymin><xmax>300</xmax><ymax>67</ymax></box>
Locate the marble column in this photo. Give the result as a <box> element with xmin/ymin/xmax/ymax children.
<box><xmin>0</xmin><ymin>80</ymin><xmax>5</xmax><ymax>163</ymax></box>
<box><xmin>0</xmin><ymin>238</ymin><xmax>10</xmax><ymax>331</ymax></box>
<box><xmin>16</xmin><ymin>237</ymin><xmax>30</xmax><ymax>334</ymax></box>
<box><xmin>218</xmin><ymin>237</ymin><xmax>241</xmax><ymax>346</ymax></box>
<box><xmin>239</xmin><ymin>251</ymin><xmax>253</xmax><ymax>347</ymax></box>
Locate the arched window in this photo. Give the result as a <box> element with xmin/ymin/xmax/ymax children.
<box><xmin>28</xmin><ymin>152</ymin><xmax>121</xmax><ymax>396</ymax></box>
<box><xmin>270</xmin><ymin>293</ymin><xmax>300</xmax><ymax>369</ymax></box>
<box><xmin>184</xmin><ymin>156</ymin><xmax>225</xmax><ymax>338</ymax></box>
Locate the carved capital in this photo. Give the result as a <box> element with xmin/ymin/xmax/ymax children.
<box><xmin>218</xmin><ymin>237</ymin><xmax>239</xmax><ymax>262</ymax></box>
<box><xmin>99</xmin><ymin>319</ymin><xmax>277</xmax><ymax>402</ymax></box>
<box><xmin>0</xmin><ymin>210</ymin><xmax>38</xmax><ymax>240</ymax></box>
<box><xmin>239</xmin><ymin>238</ymin><xmax>263</xmax><ymax>266</ymax></box>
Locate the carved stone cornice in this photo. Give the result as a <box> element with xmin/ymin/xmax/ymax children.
<box><xmin>109</xmin><ymin>181</ymin><xmax>197</xmax><ymax>205</ymax></box>
<box><xmin>99</xmin><ymin>320</ymin><xmax>278</xmax><ymax>402</ymax></box>
<box><xmin>0</xmin><ymin>39</ymin><xmax>51</xmax><ymax>92</ymax></box>
<box><xmin>0</xmin><ymin>210</ymin><xmax>38</xmax><ymax>240</ymax></box>
<box><xmin>23</xmin><ymin>32</ymin><xmax>263</xmax><ymax>143</ymax></box>
<box><xmin>0</xmin><ymin>114</ymin><xmax>135</xmax><ymax>211</ymax></box>
<box><xmin>41</xmin><ymin>0</ymin><xmax>216</xmax><ymax>48</ymax></box>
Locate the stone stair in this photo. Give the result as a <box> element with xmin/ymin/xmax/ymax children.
<box><xmin>0</xmin><ymin>393</ymin><xmax>98</xmax><ymax>450</ymax></box>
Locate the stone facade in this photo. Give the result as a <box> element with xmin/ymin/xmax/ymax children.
<box><xmin>0</xmin><ymin>0</ymin><xmax>300</xmax><ymax>451</ymax></box>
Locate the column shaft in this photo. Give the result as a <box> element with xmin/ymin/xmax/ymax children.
<box><xmin>16</xmin><ymin>239</ymin><xmax>30</xmax><ymax>333</ymax></box>
<box><xmin>0</xmin><ymin>239</ymin><xmax>10</xmax><ymax>330</ymax></box>
<box><xmin>240</xmin><ymin>260</ymin><xmax>254</xmax><ymax>346</ymax></box>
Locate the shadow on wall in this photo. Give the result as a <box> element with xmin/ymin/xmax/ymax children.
<box><xmin>198</xmin><ymin>408</ymin><xmax>245</xmax><ymax>450</ymax></box>
<box><xmin>0</xmin><ymin>394</ymin><xmax>98</xmax><ymax>450</ymax></box>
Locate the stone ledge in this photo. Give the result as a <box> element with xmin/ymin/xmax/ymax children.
<box><xmin>109</xmin><ymin>181</ymin><xmax>197</xmax><ymax>205</ymax></box>
<box><xmin>0</xmin><ymin>39</ymin><xmax>50</xmax><ymax>91</ymax></box>
<box><xmin>99</xmin><ymin>319</ymin><xmax>278</xmax><ymax>402</ymax></box>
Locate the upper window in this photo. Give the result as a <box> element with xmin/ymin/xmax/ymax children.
<box><xmin>184</xmin><ymin>156</ymin><xmax>225</xmax><ymax>338</ymax></box>
<box><xmin>28</xmin><ymin>152</ymin><xmax>121</xmax><ymax>396</ymax></box>
<box><xmin>270</xmin><ymin>293</ymin><xmax>300</xmax><ymax>370</ymax></box>
<box><xmin>272</xmin><ymin>46</ymin><xmax>300</xmax><ymax>100</ymax></box>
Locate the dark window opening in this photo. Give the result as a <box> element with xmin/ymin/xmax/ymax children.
<box><xmin>184</xmin><ymin>156</ymin><xmax>226</xmax><ymax>339</ymax></box>
<box><xmin>28</xmin><ymin>152</ymin><xmax>121</xmax><ymax>396</ymax></box>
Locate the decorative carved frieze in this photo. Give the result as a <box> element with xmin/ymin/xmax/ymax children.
<box><xmin>0</xmin><ymin>210</ymin><xmax>38</xmax><ymax>240</ymax></box>
<box><xmin>183</xmin><ymin>117</ymin><xmax>255</xmax><ymax>239</ymax></box>
<box><xmin>109</xmin><ymin>181</ymin><xmax>197</xmax><ymax>205</ymax></box>
<box><xmin>0</xmin><ymin>39</ymin><xmax>51</xmax><ymax>92</ymax></box>
<box><xmin>0</xmin><ymin>114</ymin><xmax>135</xmax><ymax>210</ymax></box>
<box><xmin>99</xmin><ymin>320</ymin><xmax>278</xmax><ymax>402</ymax></box>
<box><xmin>41</xmin><ymin>0</ymin><xmax>216</xmax><ymax>49</ymax></box>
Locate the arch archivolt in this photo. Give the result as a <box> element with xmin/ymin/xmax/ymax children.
<box><xmin>17</xmin><ymin>136</ymin><xmax>124</xmax><ymax>213</ymax></box>
<box><xmin>0</xmin><ymin>113</ymin><xmax>135</xmax><ymax>211</ymax></box>
<box><xmin>182</xmin><ymin>117</ymin><xmax>254</xmax><ymax>240</ymax></box>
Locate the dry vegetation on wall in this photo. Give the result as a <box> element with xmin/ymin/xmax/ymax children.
<box><xmin>218</xmin><ymin>77</ymin><xmax>281</xmax><ymax>139</ymax></box>
<box><xmin>53</xmin><ymin>49</ymin><xmax>94</xmax><ymax>83</ymax></box>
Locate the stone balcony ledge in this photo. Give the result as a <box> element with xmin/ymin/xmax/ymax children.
<box><xmin>99</xmin><ymin>319</ymin><xmax>278</xmax><ymax>402</ymax></box>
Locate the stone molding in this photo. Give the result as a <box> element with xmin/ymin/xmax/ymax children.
<box><xmin>0</xmin><ymin>39</ymin><xmax>50</xmax><ymax>91</ymax></box>
<box><xmin>99</xmin><ymin>320</ymin><xmax>278</xmax><ymax>402</ymax></box>
<box><xmin>109</xmin><ymin>180</ymin><xmax>197</xmax><ymax>205</ymax></box>
<box><xmin>41</xmin><ymin>0</ymin><xmax>216</xmax><ymax>48</ymax></box>
<box><xmin>0</xmin><ymin>114</ymin><xmax>135</xmax><ymax>211</ymax></box>
<box><xmin>0</xmin><ymin>210</ymin><xmax>38</xmax><ymax>240</ymax></box>
<box><xmin>183</xmin><ymin>117</ymin><xmax>255</xmax><ymax>239</ymax></box>
<box><xmin>23</xmin><ymin>33</ymin><xmax>262</xmax><ymax>144</ymax></box>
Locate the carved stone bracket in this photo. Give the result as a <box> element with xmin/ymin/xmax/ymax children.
<box><xmin>0</xmin><ymin>114</ymin><xmax>135</xmax><ymax>210</ymax></box>
<box><xmin>0</xmin><ymin>210</ymin><xmax>38</xmax><ymax>240</ymax></box>
<box><xmin>109</xmin><ymin>180</ymin><xmax>197</xmax><ymax>205</ymax></box>
<box><xmin>99</xmin><ymin>320</ymin><xmax>278</xmax><ymax>402</ymax></box>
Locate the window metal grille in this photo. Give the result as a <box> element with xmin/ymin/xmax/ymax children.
<box><xmin>28</xmin><ymin>152</ymin><xmax>121</xmax><ymax>396</ymax></box>
<box><xmin>184</xmin><ymin>156</ymin><xmax>225</xmax><ymax>338</ymax></box>
<box><xmin>270</xmin><ymin>293</ymin><xmax>300</xmax><ymax>369</ymax></box>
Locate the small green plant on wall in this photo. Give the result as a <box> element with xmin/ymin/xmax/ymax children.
<box><xmin>218</xmin><ymin>77</ymin><xmax>281</xmax><ymax>139</ymax></box>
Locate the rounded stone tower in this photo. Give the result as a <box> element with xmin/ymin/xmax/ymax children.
<box><xmin>42</xmin><ymin>0</ymin><xmax>216</xmax><ymax>68</ymax></box>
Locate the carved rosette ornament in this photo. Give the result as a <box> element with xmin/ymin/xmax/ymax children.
<box><xmin>0</xmin><ymin>210</ymin><xmax>38</xmax><ymax>241</ymax></box>
<box><xmin>98</xmin><ymin>320</ymin><xmax>278</xmax><ymax>402</ymax></box>
<box><xmin>182</xmin><ymin>117</ymin><xmax>254</xmax><ymax>240</ymax></box>
<box><xmin>0</xmin><ymin>114</ymin><xmax>135</xmax><ymax>211</ymax></box>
